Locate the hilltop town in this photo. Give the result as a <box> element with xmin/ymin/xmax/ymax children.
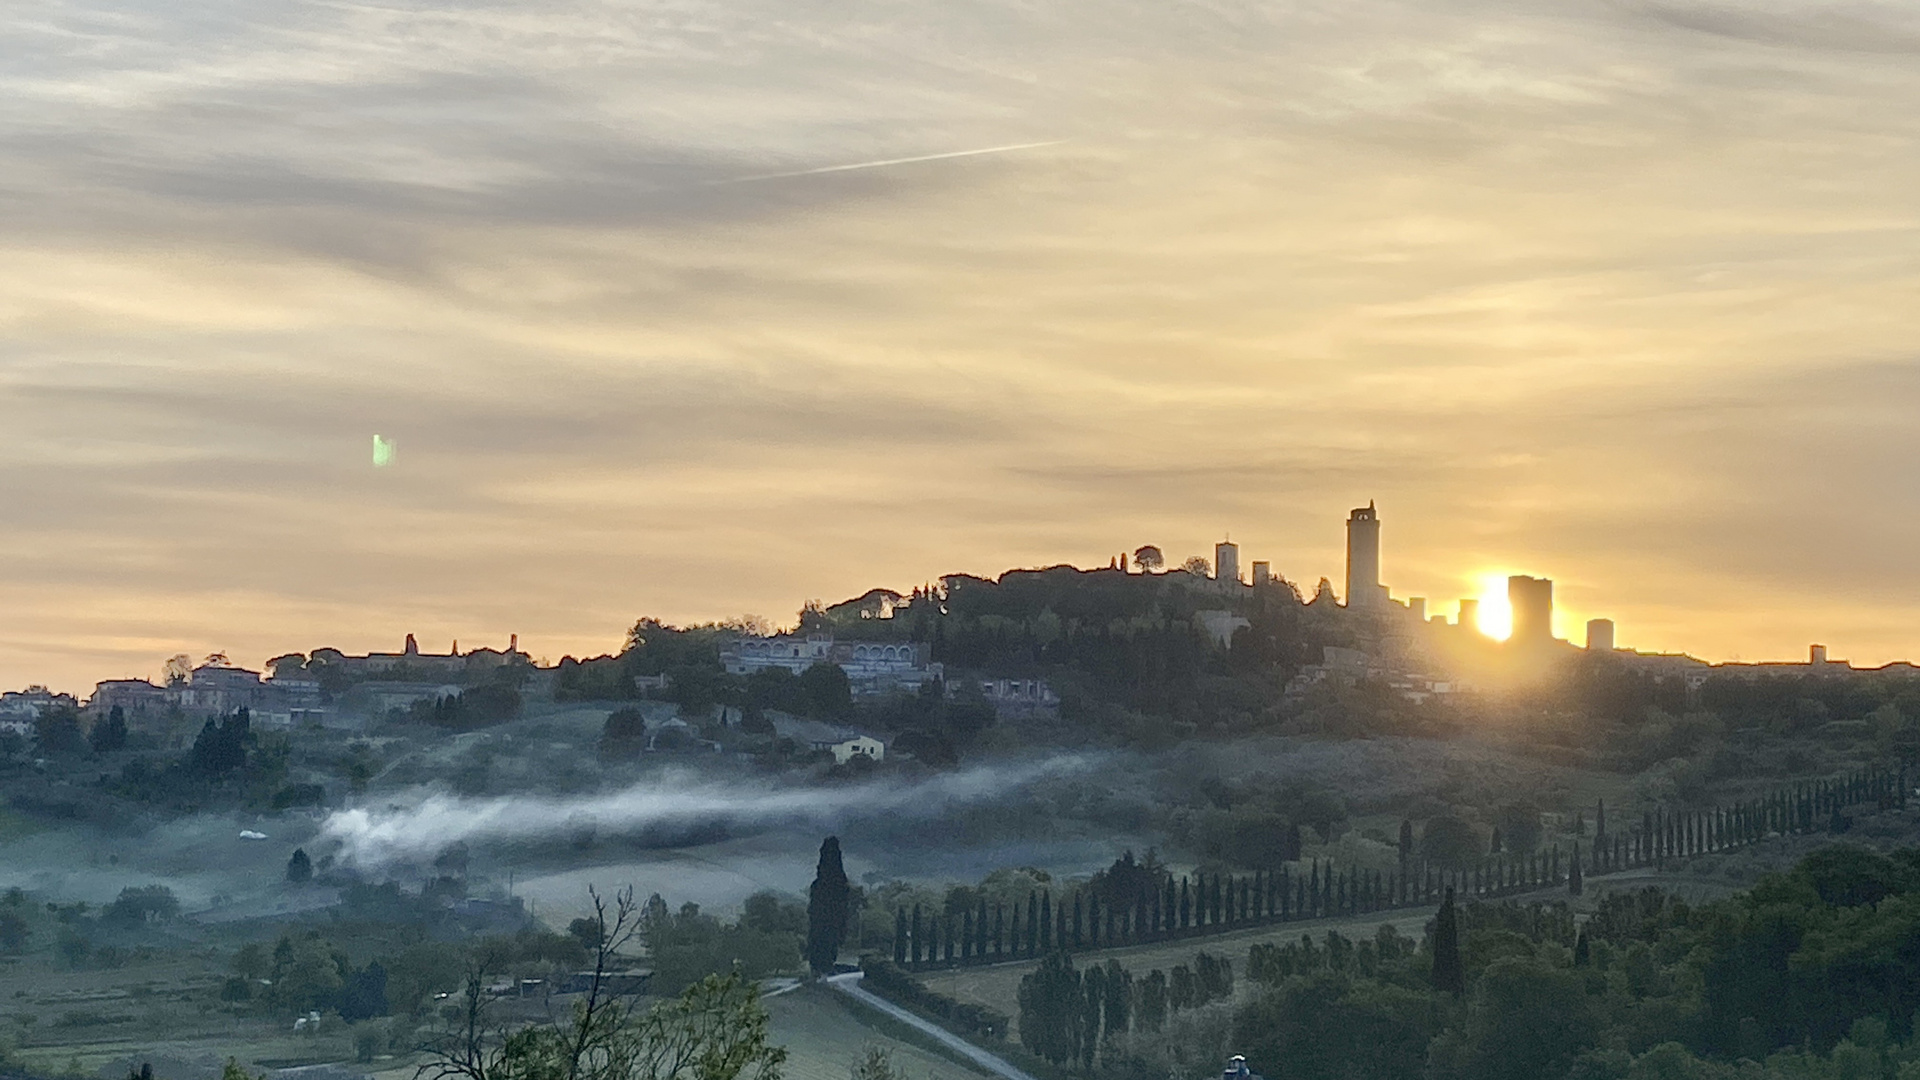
<box><xmin>5</xmin><ymin>502</ymin><xmax>1907</xmax><ymax>775</ymax></box>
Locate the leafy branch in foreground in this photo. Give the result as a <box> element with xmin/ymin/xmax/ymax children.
<box><xmin>417</xmin><ymin>885</ymin><xmax>786</xmax><ymax>1080</ymax></box>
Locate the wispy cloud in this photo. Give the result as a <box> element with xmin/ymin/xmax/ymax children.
<box><xmin>2</xmin><ymin>0</ymin><xmax>1919</xmax><ymax>686</ymax></box>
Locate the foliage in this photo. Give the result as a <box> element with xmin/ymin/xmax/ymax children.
<box><xmin>189</xmin><ymin>710</ymin><xmax>254</xmax><ymax>777</ymax></box>
<box><xmin>102</xmin><ymin>885</ymin><xmax>179</xmax><ymax>926</ymax></box>
<box><xmin>90</xmin><ymin>706</ymin><xmax>129</xmax><ymax>753</ymax></box>
<box><xmin>641</xmin><ymin>895</ymin><xmax>803</xmax><ymax>993</ymax></box>
<box><xmin>411</xmin><ymin>684</ymin><xmax>522</xmax><ymax>731</ymax></box>
<box><xmin>420</xmin><ymin>889</ymin><xmax>786</xmax><ymax>1080</ymax></box>
<box><xmin>807</xmin><ymin>837</ymin><xmax>851</xmax><ymax>974</ymax></box>
<box><xmin>34</xmin><ymin>706</ymin><xmax>88</xmax><ymax>757</ymax></box>
<box><xmin>1422</xmin><ymin>816</ymin><xmax>1483</xmax><ymax>870</ymax></box>
<box><xmin>1017</xmin><ymin>951</ymin><xmax>1083</xmax><ymax>1065</ymax></box>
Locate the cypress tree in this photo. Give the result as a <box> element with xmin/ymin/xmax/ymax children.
<box><xmin>978</xmin><ymin>897</ymin><xmax>990</xmax><ymax>958</ymax></box>
<box><xmin>1432</xmin><ymin>887</ymin><xmax>1464</xmax><ymax>996</ymax></box>
<box><xmin>1179</xmin><ymin>877</ymin><xmax>1191</xmax><ymax>930</ymax></box>
<box><xmin>1398</xmin><ymin>818</ymin><xmax>1415</xmax><ymax>868</ymax></box>
<box><xmin>1027</xmin><ymin>892</ymin><xmax>1039</xmax><ymax>956</ymax></box>
<box><xmin>1596</xmin><ymin>798</ymin><xmax>1607</xmax><ymax>842</ymax></box>
<box><xmin>1072</xmin><ymin>893</ymin><xmax>1084</xmax><ymax>948</ymax></box>
<box><xmin>286</xmin><ymin>848</ymin><xmax>313</xmax><ymax>884</ymax></box>
<box><xmin>1087</xmin><ymin>894</ymin><xmax>1100</xmax><ymax>948</ymax></box>
<box><xmin>1574</xmin><ymin>929</ymin><xmax>1590</xmax><ymax>967</ymax></box>
<box><xmin>1040</xmin><ymin>891</ymin><xmax>1053</xmax><ymax>951</ymax></box>
<box><xmin>1080</xmin><ymin>963</ymin><xmax>1105</xmax><ymax>1070</ymax></box>
<box><xmin>1057</xmin><ymin>893</ymin><xmax>1068</xmax><ymax>949</ymax></box>
<box><xmin>806</xmin><ymin>836</ymin><xmax>851</xmax><ymax>975</ymax></box>
<box><xmin>893</xmin><ymin>908</ymin><xmax>907</xmax><ymax>964</ymax></box>
<box><xmin>911</xmin><ymin>904</ymin><xmax>923</xmax><ymax>965</ymax></box>
<box><xmin>994</xmin><ymin>903</ymin><xmax>1005</xmax><ymax>957</ymax></box>
<box><xmin>961</xmin><ymin>906</ymin><xmax>974</xmax><ymax>961</ymax></box>
<box><xmin>1568</xmin><ymin>844</ymin><xmax>1583</xmax><ymax>896</ymax></box>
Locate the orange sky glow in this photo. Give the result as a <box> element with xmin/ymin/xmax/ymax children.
<box><xmin>2</xmin><ymin>0</ymin><xmax>1919</xmax><ymax>692</ymax></box>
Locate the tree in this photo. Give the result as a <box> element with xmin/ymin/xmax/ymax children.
<box><xmin>1136</xmin><ymin>969</ymin><xmax>1168</xmax><ymax>1032</ymax></box>
<box><xmin>91</xmin><ymin>706</ymin><xmax>129</xmax><ymax>753</ymax></box>
<box><xmin>1132</xmin><ymin>546</ymin><xmax>1164</xmax><ymax>573</ymax></box>
<box><xmin>1422</xmin><ymin>817</ymin><xmax>1482</xmax><ymax>871</ymax></box>
<box><xmin>807</xmin><ymin>837</ymin><xmax>850</xmax><ymax>975</ymax></box>
<box><xmin>34</xmin><ymin>706</ymin><xmax>87</xmax><ymax>757</ymax></box>
<box><xmin>1568</xmin><ymin>844</ymin><xmax>1584</xmax><ymax>896</ymax></box>
<box><xmin>418</xmin><ymin>886</ymin><xmax>784</xmax><ymax>1080</ymax></box>
<box><xmin>233</xmin><ymin>942</ymin><xmax>269</xmax><ymax>981</ymax></box>
<box><xmin>1496</xmin><ymin>802</ymin><xmax>1543</xmax><ymax>855</ymax></box>
<box><xmin>286</xmin><ymin>848</ymin><xmax>313</xmax><ymax>884</ymax></box>
<box><xmin>849</xmin><ymin>1045</ymin><xmax>901</xmax><ymax>1080</ymax></box>
<box><xmin>0</xmin><ymin>910</ymin><xmax>26</xmax><ymax>953</ymax></box>
<box><xmin>1428</xmin><ymin>957</ymin><xmax>1598</xmax><ymax>1080</ymax></box>
<box><xmin>1397</xmin><ymin>819</ymin><xmax>1415</xmax><ymax>865</ymax></box>
<box><xmin>798</xmin><ymin>664</ymin><xmax>852</xmax><ymax>721</ymax></box>
<box><xmin>1180</xmin><ymin>555</ymin><xmax>1211</xmax><ymax>576</ymax></box>
<box><xmin>600</xmin><ymin>707</ymin><xmax>649</xmax><ymax>756</ymax></box>
<box><xmin>104</xmin><ymin>885</ymin><xmax>179</xmax><ymax>925</ymax></box>
<box><xmin>266</xmin><ymin>933</ymin><xmax>344</xmax><ymax>1014</ymax></box>
<box><xmin>1017</xmin><ymin>951</ymin><xmax>1082</xmax><ymax>1065</ymax></box>
<box><xmin>340</xmin><ymin>960</ymin><xmax>390</xmax><ymax>1022</ymax></box>
<box><xmin>1432</xmin><ymin>888</ymin><xmax>1464</xmax><ymax>996</ymax></box>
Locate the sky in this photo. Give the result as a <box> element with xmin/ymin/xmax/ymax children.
<box><xmin>2</xmin><ymin>0</ymin><xmax>1918</xmax><ymax>692</ymax></box>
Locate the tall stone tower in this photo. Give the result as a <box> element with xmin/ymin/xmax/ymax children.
<box><xmin>1345</xmin><ymin>502</ymin><xmax>1381</xmax><ymax>608</ymax></box>
<box><xmin>1508</xmin><ymin>576</ymin><xmax>1555</xmax><ymax>644</ymax></box>
<box><xmin>1214</xmin><ymin>539</ymin><xmax>1240</xmax><ymax>586</ymax></box>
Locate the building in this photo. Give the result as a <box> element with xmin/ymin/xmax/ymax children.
<box><xmin>770</xmin><ymin>717</ymin><xmax>887</xmax><ymax>763</ymax></box>
<box><xmin>1251</xmin><ymin>561</ymin><xmax>1271</xmax><ymax>587</ymax></box>
<box><xmin>1407</xmin><ymin>597</ymin><xmax>1427</xmax><ymax>621</ymax></box>
<box><xmin>306</xmin><ymin>634</ymin><xmax>529</xmax><ymax>682</ymax></box>
<box><xmin>1458</xmin><ymin>598</ymin><xmax>1481</xmax><ymax>633</ymax></box>
<box><xmin>721</xmin><ymin>635</ymin><xmax>942</xmax><ymax>695</ymax></box>
<box><xmin>1586</xmin><ymin>618</ymin><xmax>1615</xmax><ymax>652</ymax></box>
<box><xmin>173</xmin><ymin>662</ymin><xmax>327</xmax><ymax>728</ymax></box>
<box><xmin>1195</xmin><ymin>610</ymin><xmax>1252</xmax><ymax>648</ymax></box>
<box><xmin>976</xmin><ymin>678</ymin><xmax>1060</xmax><ymax>719</ymax></box>
<box><xmin>1345</xmin><ymin>502</ymin><xmax>1383</xmax><ymax>608</ymax></box>
<box><xmin>1214</xmin><ymin>540</ymin><xmax>1240</xmax><ymax>586</ymax></box>
<box><xmin>86</xmin><ymin>679</ymin><xmax>172</xmax><ymax>729</ymax></box>
<box><xmin>1508</xmin><ymin>576</ymin><xmax>1555</xmax><ymax>644</ymax></box>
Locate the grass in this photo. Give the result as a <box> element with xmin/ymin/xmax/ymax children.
<box><xmin>765</xmin><ymin>984</ymin><xmax>993</xmax><ymax>1080</ymax></box>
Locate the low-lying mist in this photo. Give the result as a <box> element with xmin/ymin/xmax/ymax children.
<box><xmin>318</xmin><ymin>754</ymin><xmax>1103</xmax><ymax>868</ymax></box>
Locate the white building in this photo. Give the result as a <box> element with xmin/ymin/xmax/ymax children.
<box><xmin>721</xmin><ymin>635</ymin><xmax>942</xmax><ymax>695</ymax></box>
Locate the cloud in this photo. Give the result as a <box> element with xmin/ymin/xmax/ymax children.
<box><xmin>2</xmin><ymin>0</ymin><xmax>1919</xmax><ymax>686</ymax></box>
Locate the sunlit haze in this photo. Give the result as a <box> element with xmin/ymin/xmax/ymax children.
<box><xmin>5</xmin><ymin>0</ymin><xmax>1920</xmax><ymax>691</ymax></box>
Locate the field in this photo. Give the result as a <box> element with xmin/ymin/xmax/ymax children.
<box><xmin>0</xmin><ymin>949</ymin><xmax>988</xmax><ymax>1080</ymax></box>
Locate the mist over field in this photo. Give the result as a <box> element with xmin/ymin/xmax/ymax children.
<box><xmin>317</xmin><ymin>754</ymin><xmax>1102</xmax><ymax>867</ymax></box>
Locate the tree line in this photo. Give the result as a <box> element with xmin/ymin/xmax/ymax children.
<box><xmin>895</xmin><ymin>766</ymin><xmax>1909</xmax><ymax>970</ymax></box>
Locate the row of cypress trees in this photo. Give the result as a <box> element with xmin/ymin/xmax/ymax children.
<box><xmin>896</xmin><ymin>765</ymin><xmax>1907</xmax><ymax>970</ymax></box>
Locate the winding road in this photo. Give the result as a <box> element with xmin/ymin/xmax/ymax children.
<box><xmin>824</xmin><ymin>973</ymin><xmax>1040</xmax><ymax>1080</ymax></box>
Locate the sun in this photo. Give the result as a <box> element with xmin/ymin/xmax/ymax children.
<box><xmin>1474</xmin><ymin>573</ymin><xmax>1513</xmax><ymax>641</ymax></box>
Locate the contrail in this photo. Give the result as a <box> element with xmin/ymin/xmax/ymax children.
<box><xmin>711</xmin><ymin>141</ymin><xmax>1063</xmax><ymax>185</ymax></box>
<box><xmin>316</xmin><ymin>754</ymin><xmax>1098</xmax><ymax>867</ymax></box>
